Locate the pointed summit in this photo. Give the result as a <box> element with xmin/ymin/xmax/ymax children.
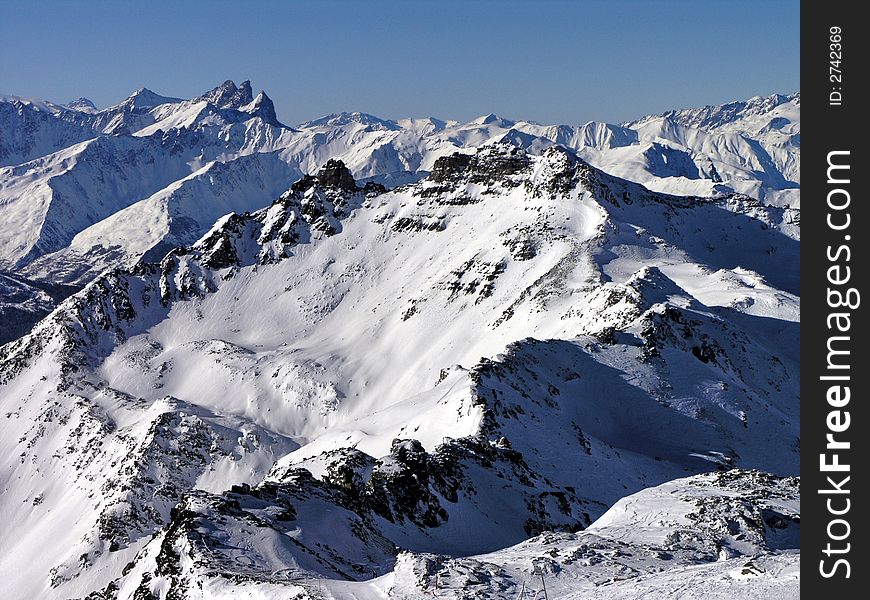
<box><xmin>199</xmin><ymin>79</ymin><xmax>254</xmax><ymax>109</ymax></box>
<box><xmin>64</xmin><ymin>97</ymin><xmax>97</xmax><ymax>113</ymax></box>
<box><xmin>193</xmin><ymin>80</ymin><xmax>286</xmax><ymax>127</ymax></box>
<box><xmin>291</xmin><ymin>159</ymin><xmax>359</xmax><ymax>194</ymax></box>
<box><xmin>237</xmin><ymin>80</ymin><xmax>253</xmax><ymax>104</ymax></box>
<box><xmin>241</xmin><ymin>90</ymin><xmax>283</xmax><ymax>127</ymax></box>
<box><xmin>200</xmin><ymin>80</ymin><xmax>236</xmax><ymax>104</ymax></box>
<box><xmin>471</xmin><ymin>113</ymin><xmax>514</xmax><ymax>127</ymax></box>
<box><xmin>124</xmin><ymin>87</ymin><xmax>182</xmax><ymax>110</ymax></box>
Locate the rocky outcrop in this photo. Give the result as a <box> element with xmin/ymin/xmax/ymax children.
<box><xmin>0</xmin><ymin>142</ymin><xmax>799</xmax><ymax>599</ymax></box>
<box><xmin>198</xmin><ymin>79</ymin><xmax>254</xmax><ymax>109</ymax></box>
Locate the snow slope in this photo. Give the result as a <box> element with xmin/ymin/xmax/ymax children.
<box><xmin>0</xmin><ymin>84</ymin><xmax>799</xmax><ymax>346</ymax></box>
<box><xmin>0</xmin><ymin>95</ymin><xmax>100</xmax><ymax>167</ymax></box>
<box><xmin>624</xmin><ymin>93</ymin><xmax>800</xmax><ymax>204</ymax></box>
<box><xmin>21</xmin><ymin>152</ymin><xmax>300</xmax><ymax>285</ymax></box>
<box><xmin>0</xmin><ymin>272</ymin><xmax>78</xmax><ymax>345</ymax></box>
<box><xmin>0</xmin><ymin>135</ymin><xmax>200</xmax><ymax>269</ymax></box>
<box><xmin>0</xmin><ymin>146</ymin><xmax>799</xmax><ymax>598</ymax></box>
<box><xmin>295</xmin><ymin>469</ymin><xmax>799</xmax><ymax>600</ymax></box>
<box><xmin>1</xmin><ymin>85</ymin><xmax>800</xmax><ymax>272</ymax></box>
<box><xmin>0</xmin><ymin>81</ymin><xmax>282</xmax><ymax>168</ymax></box>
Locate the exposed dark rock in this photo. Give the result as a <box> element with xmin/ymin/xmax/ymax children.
<box><xmin>362</xmin><ymin>181</ymin><xmax>388</xmax><ymax>196</ymax></box>
<box><xmin>392</xmin><ymin>217</ymin><xmax>447</xmax><ymax>233</ymax></box>
<box><xmin>200</xmin><ymin>79</ymin><xmax>253</xmax><ymax>109</ymax></box>
<box><xmin>428</xmin><ymin>146</ymin><xmax>530</xmax><ymax>188</ymax></box>
<box><xmin>429</xmin><ymin>153</ymin><xmax>473</xmax><ymax>183</ymax></box>
<box><xmin>316</xmin><ymin>159</ymin><xmax>359</xmax><ymax>193</ymax></box>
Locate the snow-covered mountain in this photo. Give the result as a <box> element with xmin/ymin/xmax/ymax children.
<box><xmin>0</xmin><ymin>94</ymin><xmax>101</xmax><ymax>167</ymax></box>
<box><xmin>626</xmin><ymin>93</ymin><xmax>800</xmax><ymax>132</ymax></box>
<box><xmin>19</xmin><ymin>151</ymin><xmax>300</xmax><ymax>286</ymax></box>
<box><xmin>0</xmin><ymin>138</ymin><xmax>799</xmax><ymax>598</ymax></box>
<box><xmin>623</xmin><ymin>93</ymin><xmax>800</xmax><ymax>204</ymax></box>
<box><xmin>0</xmin><ymin>83</ymin><xmax>799</xmax><ymax>346</ymax></box>
<box><xmin>0</xmin><ymin>81</ymin><xmax>285</xmax><ymax>169</ymax></box>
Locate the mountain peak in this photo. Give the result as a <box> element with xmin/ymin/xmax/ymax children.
<box><xmin>205</xmin><ymin>79</ymin><xmax>236</xmax><ymax>97</ymax></box>
<box><xmin>624</xmin><ymin>91</ymin><xmax>800</xmax><ymax>132</ymax></box>
<box><xmin>64</xmin><ymin>97</ymin><xmax>97</xmax><ymax>112</ymax></box>
<box><xmin>303</xmin><ymin>111</ymin><xmax>400</xmax><ymax>131</ymax></box>
<box><xmin>240</xmin><ymin>90</ymin><xmax>284</xmax><ymax>128</ymax></box>
<box><xmin>282</xmin><ymin>159</ymin><xmax>387</xmax><ymax>203</ymax></box>
<box><xmin>199</xmin><ymin>79</ymin><xmax>254</xmax><ymax>109</ymax></box>
<box><xmin>471</xmin><ymin>113</ymin><xmax>513</xmax><ymax>127</ymax></box>
<box><xmin>428</xmin><ymin>143</ymin><xmax>532</xmax><ymax>188</ymax></box>
<box><xmin>316</xmin><ymin>158</ymin><xmax>359</xmax><ymax>192</ymax></box>
<box><xmin>0</xmin><ymin>83</ymin><xmax>801</xmax><ymax>599</ymax></box>
<box><xmin>123</xmin><ymin>87</ymin><xmax>181</xmax><ymax>110</ymax></box>
<box><xmin>238</xmin><ymin>80</ymin><xmax>253</xmax><ymax>100</ymax></box>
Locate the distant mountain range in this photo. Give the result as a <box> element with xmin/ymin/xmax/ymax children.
<box><xmin>0</xmin><ymin>82</ymin><xmax>799</xmax><ymax>599</ymax></box>
<box><xmin>0</xmin><ymin>83</ymin><xmax>799</xmax><ymax>346</ymax></box>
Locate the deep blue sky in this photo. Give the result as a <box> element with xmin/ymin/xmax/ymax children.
<box><xmin>1</xmin><ymin>0</ymin><xmax>799</xmax><ymax>125</ymax></box>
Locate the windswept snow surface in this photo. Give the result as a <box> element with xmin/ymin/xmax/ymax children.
<box><xmin>0</xmin><ymin>140</ymin><xmax>799</xmax><ymax>598</ymax></box>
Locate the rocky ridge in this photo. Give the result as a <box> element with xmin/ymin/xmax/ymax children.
<box><xmin>0</xmin><ymin>143</ymin><xmax>799</xmax><ymax>598</ymax></box>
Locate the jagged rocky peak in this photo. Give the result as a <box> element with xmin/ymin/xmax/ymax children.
<box><xmin>738</xmin><ymin>92</ymin><xmax>800</xmax><ymax>113</ymax></box>
<box><xmin>417</xmin><ymin>143</ymin><xmax>625</xmax><ymax>209</ymax></box>
<box><xmin>627</xmin><ymin>91</ymin><xmax>801</xmax><ymax>131</ymax></box>
<box><xmin>199</xmin><ymin>79</ymin><xmax>254</xmax><ymax>109</ymax></box>
<box><xmin>290</xmin><ymin>159</ymin><xmax>386</xmax><ymax>197</ymax></box>
<box><xmin>175</xmin><ymin>160</ymin><xmax>387</xmax><ymax>273</ymax></box>
<box><xmin>429</xmin><ymin>144</ymin><xmax>532</xmax><ymax>186</ymax></box>
<box><xmin>236</xmin><ymin>80</ymin><xmax>254</xmax><ymax>103</ymax></box>
<box><xmin>196</xmin><ymin>80</ymin><xmax>286</xmax><ymax>127</ymax></box>
<box><xmin>242</xmin><ymin>90</ymin><xmax>279</xmax><ymax>125</ymax></box>
<box><xmin>528</xmin><ymin>144</ymin><xmax>611</xmax><ymax>198</ymax></box>
<box><xmin>426</xmin><ymin>143</ymin><xmax>602</xmax><ymax>191</ymax></box>
<box><xmin>315</xmin><ymin>158</ymin><xmax>360</xmax><ymax>192</ymax></box>
<box><xmin>533</xmin><ymin>144</ymin><xmax>709</xmax><ymax>207</ymax></box>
